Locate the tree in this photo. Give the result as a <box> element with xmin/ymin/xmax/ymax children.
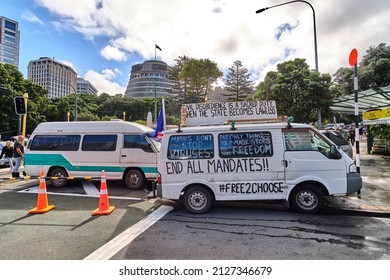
<box><xmin>253</xmin><ymin>58</ymin><xmax>340</xmax><ymax>124</ymax></box>
<box><xmin>169</xmin><ymin>55</ymin><xmax>191</xmax><ymax>104</ymax></box>
<box><xmin>333</xmin><ymin>43</ymin><xmax>390</xmax><ymax>94</ymax></box>
<box><xmin>0</xmin><ymin>64</ymin><xmax>50</xmax><ymax>136</ymax></box>
<box><xmin>97</xmin><ymin>96</ymin><xmax>151</xmax><ymax>121</ymax></box>
<box><xmin>359</xmin><ymin>43</ymin><xmax>390</xmax><ymax>89</ymax></box>
<box><xmin>332</xmin><ymin>67</ymin><xmax>354</xmax><ymax>95</ymax></box>
<box><xmin>179</xmin><ymin>58</ymin><xmax>222</xmax><ymax>103</ymax></box>
<box><xmin>223</xmin><ymin>60</ymin><xmax>254</xmax><ymax>101</ymax></box>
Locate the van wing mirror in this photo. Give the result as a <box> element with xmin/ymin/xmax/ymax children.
<box><xmin>329</xmin><ymin>145</ymin><xmax>342</xmax><ymax>159</ymax></box>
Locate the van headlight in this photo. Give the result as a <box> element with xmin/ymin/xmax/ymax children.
<box><xmin>349</xmin><ymin>163</ymin><xmax>357</xmax><ymax>173</ymax></box>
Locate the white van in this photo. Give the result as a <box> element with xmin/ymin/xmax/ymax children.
<box><xmin>25</xmin><ymin>120</ymin><xmax>160</xmax><ymax>189</ymax></box>
<box><xmin>157</xmin><ymin>122</ymin><xmax>362</xmax><ymax>214</ymax></box>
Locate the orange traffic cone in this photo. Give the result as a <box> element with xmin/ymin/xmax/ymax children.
<box><xmin>92</xmin><ymin>170</ymin><xmax>115</xmax><ymax>215</ymax></box>
<box><xmin>29</xmin><ymin>170</ymin><xmax>55</xmax><ymax>214</ymax></box>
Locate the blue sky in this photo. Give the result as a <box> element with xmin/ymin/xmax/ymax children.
<box><xmin>2</xmin><ymin>0</ymin><xmax>389</xmax><ymax>95</ymax></box>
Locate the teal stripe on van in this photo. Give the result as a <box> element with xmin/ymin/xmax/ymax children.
<box><xmin>24</xmin><ymin>154</ymin><xmax>157</xmax><ymax>173</ymax></box>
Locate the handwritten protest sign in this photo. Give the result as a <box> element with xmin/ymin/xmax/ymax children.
<box><xmin>181</xmin><ymin>100</ymin><xmax>277</xmax><ymax>126</ymax></box>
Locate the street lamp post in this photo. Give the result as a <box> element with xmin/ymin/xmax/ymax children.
<box><xmin>154</xmin><ymin>84</ymin><xmax>157</xmax><ymax>124</ymax></box>
<box><xmin>69</xmin><ymin>84</ymin><xmax>77</xmax><ymax>121</ymax></box>
<box><xmin>146</xmin><ymin>77</ymin><xmax>158</xmax><ymax>123</ymax></box>
<box><xmin>53</xmin><ymin>78</ymin><xmax>77</xmax><ymax>121</ymax></box>
<box><xmin>256</xmin><ymin>0</ymin><xmax>322</xmax><ymax>127</ymax></box>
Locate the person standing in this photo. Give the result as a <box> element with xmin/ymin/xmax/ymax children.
<box><xmin>1</xmin><ymin>140</ymin><xmax>14</xmax><ymax>172</ymax></box>
<box><xmin>349</xmin><ymin>128</ymin><xmax>356</xmax><ymax>146</ymax></box>
<box><xmin>13</xmin><ymin>135</ymin><xmax>25</xmax><ymax>178</ymax></box>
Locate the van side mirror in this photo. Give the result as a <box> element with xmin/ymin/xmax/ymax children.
<box><xmin>329</xmin><ymin>145</ymin><xmax>342</xmax><ymax>159</ymax></box>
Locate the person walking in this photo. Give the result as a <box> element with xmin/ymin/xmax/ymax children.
<box><xmin>349</xmin><ymin>128</ymin><xmax>356</xmax><ymax>146</ymax></box>
<box><xmin>1</xmin><ymin>140</ymin><xmax>14</xmax><ymax>172</ymax></box>
<box><xmin>13</xmin><ymin>135</ymin><xmax>25</xmax><ymax>178</ymax></box>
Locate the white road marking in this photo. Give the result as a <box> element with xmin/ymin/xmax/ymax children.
<box><xmin>84</xmin><ymin>205</ymin><xmax>173</xmax><ymax>260</ymax></box>
<box><xmin>18</xmin><ymin>186</ymin><xmax>143</xmax><ymax>201</ymax></box>
<box><xmin>82</xmin><ymin>181</ymin><xmax>100</xmax><ymax>196</ymax></box>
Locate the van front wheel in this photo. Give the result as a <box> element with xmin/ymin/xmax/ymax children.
<box><xmin>124</xmin><ymin>169</ymin><xmax>145</xmax><ymax>190</ymax></box>
<box><xmin>289</xmin><ymin>184</ymin><xmax>325</xmax><ymax>214</ymax></box>
<box><xmin>183</xmin><ymin>186</ymin><xmax>213</xmax><ymax>214</ymax></box>
<box><xmin>49</xmin><ymin>167</ymin><xmax>68</xmax><ymax>188</ymax></box>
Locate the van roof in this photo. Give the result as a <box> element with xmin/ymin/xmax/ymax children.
<box><xmin>165</xmin><ymin>122</ymin><xmax>312</xmax><ymax>135</ymax></box>
<box><xmin>32</xmin><ymin>120</ymin><xmax>154</xmax><ymax>134</ymax></box>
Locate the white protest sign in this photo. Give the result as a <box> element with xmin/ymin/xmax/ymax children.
<box><xmin>181</xmin><ymin>100</ymin><xmax>277</xmax><ymax>126</ymax></box>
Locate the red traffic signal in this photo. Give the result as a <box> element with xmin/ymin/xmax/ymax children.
<box><xmin>14</xmin><ymin>96</ymin><xmax>26</xmax><ymax>115</ymax></box>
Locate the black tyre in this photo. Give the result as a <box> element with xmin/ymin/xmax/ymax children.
<box><xmin>49</xmin><ymin>167</ymin><xmax>68</xmax><ymax>188</ymax></box>
<box><xmin>183</xmin><ymin>186</ymin><xmax>213</xmax><ymax>214</ymax></box>
<box><xmin>289</xmin><ymin>184</ymin><xmax>325</xmax><ymax>214</ymax></box>
<box><xmin>124</xmin><ymin>169</ymin><xmax>145</xmax><ymax>189</ymax></box>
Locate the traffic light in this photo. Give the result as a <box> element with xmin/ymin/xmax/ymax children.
<box><xmin>14</xmin><ymin>96</ymin><xmax>26</xmax><ymax>115</ymax></box>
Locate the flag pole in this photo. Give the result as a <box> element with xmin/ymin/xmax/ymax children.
<box><xmin>162</xmin><ymin>98</ymin><xmax>166</xmax><ymax>131</ymax></box>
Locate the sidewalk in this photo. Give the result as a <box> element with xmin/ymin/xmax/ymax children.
<box><xmin>335</xmin><ymin>137</ymin><xmax>390</xmax><ymax>213</ymax></box>
<box><xmin>0</xmin><ymin>166</ymin><xmax>38</xmax><ymax>191</ymax></box>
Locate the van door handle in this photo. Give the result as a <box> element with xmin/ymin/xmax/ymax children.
<box><xmin>121</xmin><ymin>155</ymin><xmax>127</xmax><ymax>157</ymax></box>
<box><xmin>282</xmin><ymin>160</ymin><xmax>288</xmax><ymax>167</ymax></box>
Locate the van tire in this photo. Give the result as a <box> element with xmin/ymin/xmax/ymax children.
<box><xmin>183</xmin><ymin>186</ymin><xmax>213</xmax><ymax>214</ymax></box>
<box><xmin>289</xmin><ymin>184</ymin><xmax>325</xmax><ymax>214</ymax></box>
<box><xmin>49</xmin><ymin>167</ymin><xmax>68</xmax><ymax>188</ymax></box>
<box><xmin>124</xmin><ymin>169</ymin><xmax>145</xmax><ymax>189</ymax></box>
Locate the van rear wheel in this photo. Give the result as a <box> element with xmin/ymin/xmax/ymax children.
<box><xmin>289</xmin><ymin>184</ymin><xmax>325</xmax><ymax>214</ymax></box>
<box><xmin>183</xmin><ymin>186</ymin><xmax>213</xmax><ymax>214</ymax></box>
<box><xmin>124</xmin><ymin>169</ymin><xmax>145</xmax><ymax>190</ymax></box>
<box><xmin>49</xmin><ymin>167</ymin><xmax>68</xmax><ymax>188</ymax></box>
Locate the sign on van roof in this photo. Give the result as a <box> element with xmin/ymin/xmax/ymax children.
<box><xmin>181</xmin><ymin>100</ymin><xmax>278</xmax><ymax>126</ymax></box>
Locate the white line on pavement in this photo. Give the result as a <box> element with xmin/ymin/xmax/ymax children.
<box><xmin>82</xmin><ymin>181</ymin><xmax>100</xmax><ymax>196</ymax></box>
<box><xmin>84</xmin><ymin>205</ymin><xmax>173</xmax><ymax>260</ymax></box>
<box><xmin>18</xmin><ymin>186</ymin><xmax>143</xmax><ymax>201</ymax></box>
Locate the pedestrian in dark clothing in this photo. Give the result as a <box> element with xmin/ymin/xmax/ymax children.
<box><xmin>1</xmin><ymin>140</ymin><xmax>14</xmax><ymax>171</ymax></box>
<box><xmin>13</xmin><ymin>135</ymin><xmax>25</xmax><ymax>178</ymax></box>
<box><xmin>349</xmin><ymin>128</ymin><xmax>355</xmax><ymax>146</ymax></box>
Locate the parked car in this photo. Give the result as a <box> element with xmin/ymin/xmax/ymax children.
<box><xmin>321</xmin><ymin>130</ymin><xmax>353</xmax><ymax>158</ymax></box>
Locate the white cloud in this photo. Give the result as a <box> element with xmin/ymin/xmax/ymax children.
<box><xmin>100</xmin><ymin>45</ymin><xmax>127</xmax><ymax>61</ymax></box>
<box><xmin>22</xmin><ymin>10</ymin><xmax>44</xmax><ymax>25</ymax></box>
<box><xmin>84</xmin><ymin>68</ymin><xmax>126</xmax><ymax>95</ymax></box>
<box><xmin>36</xmin><ymin>0</ymin><xmax>390</xmax><ymax>88</ymax></box>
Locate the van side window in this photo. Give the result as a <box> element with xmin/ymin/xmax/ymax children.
<box><xmin>219</xmin><ymin>131</ymin><xmax>273</xmax><ymax>158</ymax></box>
<box><xmin>284</xmin><ymin>130</ymin><xmax>332</xmax><ymax>157</ymax></box>
<box><xmin>30</xmin><ymin>135</ymin><xmax>81</xmax><ymax>151</ymax></box>
<box><xmin>284</xmin><ymin>131</ymin><xmax>316</xmax><ymax>151</ymax></box>
<box><xmin>82</xmin><ymin>135</ymin><xmax>117</xmax><ymax>151</ymax></box>
<box><xmin>167</xmin><ymin>134</ymin><xmax>214</xmax><ymax>160</ymax></box>
<box><xmin>124</xmin><ymin>135</ymin><xmax>154</xmax><ymax>153</ymax></box>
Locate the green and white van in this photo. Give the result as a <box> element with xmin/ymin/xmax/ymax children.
<box><xmin>25</xmin><ymin>120</ymin><xmax>160</xmax><ymax>189</ymax></box>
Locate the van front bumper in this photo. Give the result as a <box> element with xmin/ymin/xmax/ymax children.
<box><xmin>346</xmin><ymin>172</ymin><xmax>363</xmax><ymax>195</ymax></box>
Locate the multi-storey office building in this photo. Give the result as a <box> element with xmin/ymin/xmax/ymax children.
<box><xmin>0</xmin><ymin>16</ymin><xmax>20</xmax><ymax>68</ymax></box>
<box><xmin>27</xmin><ymin>57</ymin><xmax>77</xmax><ymax>98</ymax></box>
<box><xmin>77</xmin><ymin>77</ymin><xmax>98</xmax><ymax>95</ymax></box>
<box><xmin>124</xmin><ymin>60</ymin><xmax>176</xmax><ymax>98</ymax></box>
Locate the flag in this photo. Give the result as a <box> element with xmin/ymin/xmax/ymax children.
<box><xmin>155</xmin><ymin>44</ymin><xmax>162</xmax><ymax>51</ymax></box>
<box><xmin>154</xmin><ymin>99</ymin><xmax>166</xmax><ymax>139</ymax></box>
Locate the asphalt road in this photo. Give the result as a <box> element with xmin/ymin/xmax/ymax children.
<box><xmin>110</xmin><ymin>203</ymin><xmax>390</xmax><ymax>260</ymax></box>
<box><xmin>0</xmin><ymin>179</ymin><xmax>159</xmax><ymax>260</ymax></box>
